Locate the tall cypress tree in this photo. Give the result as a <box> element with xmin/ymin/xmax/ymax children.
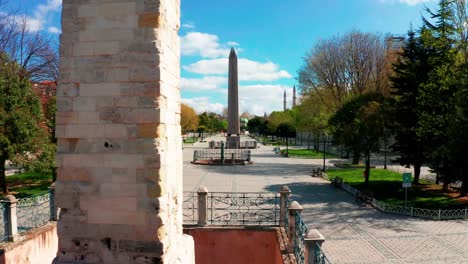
<box><xmin>417</xmin><ymin>0</ymin><xmax>458</xmax><ymax>190</ymax></box>
<box><xmin>390</xmin><ymin>28</ymin><xmax>429</xmax><ymax>184</ymax></box>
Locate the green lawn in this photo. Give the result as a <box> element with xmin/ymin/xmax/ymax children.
<box><xmin>183</xmin><ymin>137</ymin><xmax>199</xmax><ymax>144</ymax></box>
<box><xmin>326</xmin><ymin>168</ymin><xmax>466</xmax><ymax>209</ymax></box>
<box><xmin>3</xmin><ymin>171</ymin><xmax>53</xmax><ymax>198</ymax></box>
<box><xmin>285</xmin><ymin>149</ymin><xmax>337</xmax><ymax>159</ymax></box>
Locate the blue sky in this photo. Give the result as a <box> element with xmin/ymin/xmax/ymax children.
<box><xmin>3</xmin><ymin>0</ymin><xmax>438</xmax><ymax>115</ymax></box>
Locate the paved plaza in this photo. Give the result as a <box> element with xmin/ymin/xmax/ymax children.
<box><xmin>183</xmin><ymin>135</ymin><xmax>468</xmax><ymax>264</ymax></box>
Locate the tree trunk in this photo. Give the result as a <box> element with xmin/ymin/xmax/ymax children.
<box><xmin>307</xmin><ymin>133</ymin><xmax>310</xmax><ymax>150</ymax></box>
<box><xmin>0</xmin><ymin>158</ymin><xmax>8</xmax><ymax>194</ymax></box>
<box><xmin>364</xmin><ymin>152</ymin><xmax>370</xmax><ymax>187</ymax></box>
<box><xmin>352</xmin><ymin>150</ymin><xmax>360</xmax><ymax>165</ymax></box>
<box><xmin>461</xmin><ymin>165</ymin><xmax>467</xmax><ymax>196</ymax></box>
<box><xmin>413</xmin><ymin>162</ymin><xmax>421</xmax><ymax>184</ymax></box>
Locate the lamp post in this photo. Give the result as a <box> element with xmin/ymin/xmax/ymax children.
<box><xmin>322</xmin><ymin>133</ymin><xmax>327</xmax><ymax>172</ymax></box>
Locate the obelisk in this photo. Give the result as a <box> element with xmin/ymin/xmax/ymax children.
<box><xmin>227</xmin><ymin>48</ymin><xmax>240</xmax><ymax>148</ymax></box>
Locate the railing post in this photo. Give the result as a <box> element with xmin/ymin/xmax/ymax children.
<box><xmin>465</xmin><ymin>208</ymin><xmax>467</xmax><ymax>220</ymax></box>
<box><xmin>304</xmin><ymin>229</ymin><xmax>326</xmax><ymax>264</ymax></box>
<box><xmin>411</xmin><ymin>207</ymin><xmax>413</xmax><ymax>217</ymax></box>
<box><xmin>279</xmin><ymin>186</ymin><xmax>291</xmax><ymax>228</ymax></box>
<box><xmin>197</xmin><ymin>186</ymin><xmax>208</xmax><ymax>227</ymax></box>
<box><xmin>288</xmin><ymin>201</ymin><xmax>303</xmax><ymax>253</ymax></box>
<box><xmin>49</xmin><ymin>183</ymin><xmax>57</xmax><ymax>221</ymax></box>
<box><xmin>438</xmin><ymin>209</ymin><xmax>441</xmax><ymax>220</ymax></box>
<box><xmin>4</xmin><ymin>195</ymin><xmax>19</xmax><ymax>242</ymax></box>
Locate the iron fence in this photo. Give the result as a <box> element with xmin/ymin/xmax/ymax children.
<box><xmin>16</xmin><ymin>192</ymin><xmax>51</xmax><ymax>233</ymax></box>
<box><xmin>208</xmin><ymin>192</ymin><xmax>279</xmax><ymax>226</ymax></box>
<box><xmin>0</xmin><ymin>202</ymin><xmax>7</xmax><ymax>242</ymax></box>
<box><xmin>314</xmin><ymin>243</ymin><xmax>332</xmax><ymax>264</ymax></box>
<box><xmin>183</xmin><ymin>192</ymin><xmax>197</xmax><ymax>225</ymax></box>
<box><xmin>193</xmin><ymin>149</ymin><xmax>251</xmax><ymax>162</ymax></box>
<box><xmin>293</xmin><ymin>211</ymin><xmax>309</xmax><ymax>264</ymax></box>
<box><xmin>340</xmin><ymin>182</ymin><xmax>468</xmax><ymax>220</ymax></box>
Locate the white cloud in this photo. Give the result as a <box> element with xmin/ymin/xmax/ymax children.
<box><xmin>239</xmin><ymin>84</ymin><xmax>293</xmax><ymax>115</ymax></box>
<box><xmin>182</xmin><ymin>97</ymin><xmax>225</xmax><ymax>114</ymax></box>
<box><xmin>182</xmin><ymin>84</ymin><xmax>294</xmax><ymax>116</ymax></box>
<box><xmin>380</xmin><ymin>0</ymin><xmax>434</xmax><ymax>5</ymax></box>
<box><xmin>183</xmin><ymin>58</ymin><xmax>292</xmax><ymax>82</ymax></box>
<box><xmin>181</xmin><ymin>76</ymin><xmax>226</xmax><ymax>91</ymax></box>
<box><xmin>181</xmin><ymin>32</ymin><xmax>234</xmax><ymax>58</ymax></box>
<box><xmin>227</xmin><ymin>41</ymin><xmax>240</xmax><ymax>47</ymax></box>
<box><xmin>48</xmin><ymin>26</ymin><xmax>61</xmax><ymax>34</ymax></box>
<box><xmin>182</xmin><ymin>22</ymin><xmax>195</xmax><ymax>29</ymax></box>
<box><xmin>22</xmin><ymin>16</ymin><xmax>43</xmax><ymax>32</ymax></box>
<box><xmin>7</xmin><ymin>0</ymin><xmax>62</xmax><ymax>32</ymax></box>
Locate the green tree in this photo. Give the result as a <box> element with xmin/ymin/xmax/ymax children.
<box><xmin>296</xmin><ymin>91</ymin><xmax>331</xmax><ymax>150</ymax></box>
<box><xmin>416</xmin><ymin>0</ymin><xmax>458</xmax><ymax>190</ymax></box>
<box><xmin>329</xmin><ymin>93</ymin><xmax>387</xmax><ymax>186</ymax></box>
<box><xmin>267</xmin><ymin>111</ymin><xmax>293</xmax><ymax>136</ymax></box>
<box><xmin>247</xmin><ymin>116</ymin><xmax>263</xmax><ymax>134</ymax></box>
<box><xmin>276</xmin><ymin>122</ymin><xmax>297</xmax><ymax>154</ymax></box>
<box><xmin>0</xmin><ymin>54</ymin><xmax>44</xmax><ymax>193</ymax></box>
<box><xmin>390</xmin><ymin>28</ymin><xmax>429</xmax><ymax>184</ymax></box>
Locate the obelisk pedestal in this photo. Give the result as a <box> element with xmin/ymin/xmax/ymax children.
<box><xmin>227</xmin><ymin>48</ymin><xmax>240</xmax><ymax>149</ymax></box>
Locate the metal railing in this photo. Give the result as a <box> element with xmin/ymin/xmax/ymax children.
<box><xmin>183</xmin><ymin>187</ymin><xmax>330</xmax><ymax>264</ymax></box>
<box><xmin>183</xmin><ymin>192</ymin><xmax>197</xmax><ymax>225</ymax></box>
<box><xmin>294</xmin><ymin>211</ymin><xmax>309</xmax><ymax>264</ymax></box>
<box><xmin>17</xmin><ymin>192</ymin><xmax>51</xmax><ymax>233</ymax></box>
<box><xmin>314</xmin><ymin>243</ymin><xmax>332</xmax><ymax>264</ymax></box>
<box><xmin>208</xmin><ymin>192</ymin><xmax>279</xmax><ymax>226</ymax></box>
<box><xmin>193</xmin><ymin>149</ymin><xmax>251</xmax><ymax>162</ymax></box>
<box><xmin>0</xmin><ymin>202</ymin><xmax>7</xmax><ymax>242</ymax></box>
<box><xmin>339</xmin><ymin>181</ymin><xmax>468</xmax><ymax>220</ymax></box>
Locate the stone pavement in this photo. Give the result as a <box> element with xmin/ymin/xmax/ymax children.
<box><xmin>183</xmin><ymin>135</ymin><xmax>468</xmax><ymax>263</ymax></box>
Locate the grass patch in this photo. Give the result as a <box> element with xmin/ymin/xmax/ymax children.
<box><xmin>284</xmin><ymin>149</ymin><xmax>337</xmax><ymax>159</ymax></box>
<box><xmin>326</xmin><ymin>168</ymin><xmax>467</xmax><ymax>209</ymax></box>
<box><xmin>183</xmin><ymin>137</ymin><xmax>199</xmax><ymax>144</ymax></box>
<box><xmin>3</xmin><ymin>171</ymin><xmax>52</xmax><ymax>198</ymax></box>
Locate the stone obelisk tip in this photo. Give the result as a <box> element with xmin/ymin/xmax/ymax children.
<box><xmin>229</xmin><ymin>48</ymin><xmax>237</xmax><ymax>58</ymax></box>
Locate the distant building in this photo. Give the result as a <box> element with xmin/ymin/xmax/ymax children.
<box><xmin>33</xmin><ymin>81</ymin><xmax>56</xmax><ymax>112</ymax></box>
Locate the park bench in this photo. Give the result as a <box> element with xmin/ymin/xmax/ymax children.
<box><xmin>311</xmin><ymin>168</ymin><xmax>323</xmax><ymax>177</ymax></box>
<box><xmin>355</xmin><ymin>191</ymin><xmax>374</xmax><ymax>206</ymax></box>
<box><xmin>330</xmin><ymin>177</ymin><xmax>343</xmax><ymax>188</ymax></box>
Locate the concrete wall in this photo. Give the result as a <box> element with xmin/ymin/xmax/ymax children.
<box><xmin>0</xmin><ymin>223</ymin><xmax>57</xmax><ymax>264</ymax></box>
<box><xmin>184</xmin><ymin>228</ymin><xmax>284</xmax><ymax>264</ymax></box>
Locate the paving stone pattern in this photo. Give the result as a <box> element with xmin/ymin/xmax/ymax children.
<box><xmin>183</xmin><ymin>135</ymin><xmax>468</xmax><ymax>264</ymax></box>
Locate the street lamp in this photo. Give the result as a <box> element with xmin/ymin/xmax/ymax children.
<box><xmin>322</xmin><ymin>132</ymin><xmax>327</xmax><ymax>172</ymax></box>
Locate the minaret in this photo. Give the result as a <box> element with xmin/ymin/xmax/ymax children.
<box><xmin>227</xmin><ymin>48</ymin><xmax>240</xmax><ymax>148</ymax></box>
<box><xmin>283</xmin><ymin>90</ymin><xmax>287</xmax><ymax>111</ymax></box>
<box><xmin>293</xmin><ymin>85</ymin><xmax>297</xmax><ymax>108</ymax></box>
<box><xmin>264</xmin><ymin>112</ymin><xmax>267</xmax><ymax>119</ymax></box>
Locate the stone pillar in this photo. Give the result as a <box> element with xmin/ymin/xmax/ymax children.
<box><xmin>304</xmin><ymin>229</ymin><xmax>326</xmax><ymax>264</ymax></box>
<box><xmin>49</xmin><ymin>183</ymin><xmax>57</xmax><ymax>221</ymax></box>
<box><xmin>56</xmin><ymin>1</ymin><xmax>193</xmax><ymax>263</ymax></box>
<box><xmin>279</xmin><ymin>186</ymin><xmax>291</xmax><ymax>228</ymax></box>
<box><xmin>287</xmin><ymin>201</ymin><xmax>303</xmax><ymax>253</ymax></box>
<box><xmin>197</xmin><ymin>186</ymin><xmax>208</xmax><ymax>227</ymax></box>
<box><xmin>4</xmin><ymin>195</ymin><xmax>19</xmax><ymax>242</ymax></box>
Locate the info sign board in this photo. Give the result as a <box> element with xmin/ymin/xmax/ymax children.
<box><xmin>402</xmin><ymin>173</ymin><xmax>412</xmax><ymax>188</ymax></box>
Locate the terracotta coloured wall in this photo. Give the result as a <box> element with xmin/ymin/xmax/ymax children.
<box><xmin>0</xmin><ymin>223</ymin><xmax>58</xmax><ymax>264</ymax></box>
<box><xmin>184</xmin><ymin>229</ymin><xmax>284</xmax><ymax>264</ymax></box>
